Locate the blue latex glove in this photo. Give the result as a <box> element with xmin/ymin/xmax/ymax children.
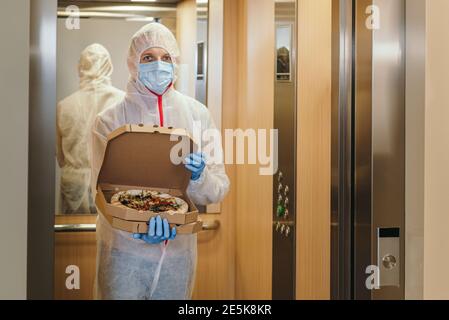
<box><xmin>133</xmin><ymin>216</ymin><xmax>177</xmax><ymax>244</ymax></box>
<box><xmin>185</xmin><ymin>153</ymin><xmax>206</xmax><ymax>181</ymax></box>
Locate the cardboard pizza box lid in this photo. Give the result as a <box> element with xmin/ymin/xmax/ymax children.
<box><xmin>97</xmin><ymin>124</ymin><xmax>197</xmax><ymax>192</ymax></box>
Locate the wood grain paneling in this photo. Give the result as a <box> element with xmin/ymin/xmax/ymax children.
<box><xmin>296</xmin><ymin>0</ymin><xmax>332</xmax><ymax>300</ymax></box>
<box><xmin>234</xmin><ymin>0</ymin><xmax>275</xmax><ymax>300</ymax></box>
<box><xmin>193</xmin><ymin>0</ymin><xmax>238</xmax><ymax>300</ymax></box>
<box><xmin>54</xmin><ymin>215</ymin><xmax>97</xmax><ymax>300</ymax></box>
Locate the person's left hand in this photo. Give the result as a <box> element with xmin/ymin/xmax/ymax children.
<box><xmin>185</xmin><ymin>153</ymin><xmax>206</xmax><ymax>181</ymax></box>
<box><xmin>133</xmin><ymin>216</ymin><xmax>177</xmax><ymax>244</ymax></box>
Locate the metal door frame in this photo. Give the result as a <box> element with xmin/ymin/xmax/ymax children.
<box><xmin>28</xmin><ymin>0</ymin><xmax>58</xmax><ymax>299</ymax></box>
<box><xmin>331</xmin><ymin>0</ymin><xmax>406</xmax><ymax>300</ymax></box>
<box><xmin>331</xmin><ymin>0</ymin><xmax>354</xmax><ymax>300</ymax></box>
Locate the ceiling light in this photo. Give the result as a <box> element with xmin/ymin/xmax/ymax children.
<box><xmin>84</xmin><ymin>6</ymin><xmax>176</xmax><ymax>12</ymax></box>
<box><xmin>57</xmin><ymin>11</ymin><xmax>138</xmax><ymax>18</ymax></box>
<box><xmin>126</xmin><ymin>16</ymin><xmax>155</xmax><ymax>22</ymax></box>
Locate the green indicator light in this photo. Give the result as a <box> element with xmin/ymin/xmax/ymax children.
<box><xmin>276</xmin><ymin>205</ymin><xmax>285</xmax><ymax>217</ymax></box>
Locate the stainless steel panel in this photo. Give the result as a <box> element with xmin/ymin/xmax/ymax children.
<box><xmin>353</xmin><ymin>0</ymin><xmax>373</xmax><ymax>300</ymax></box>
<box><xmin>377</xmin><ymin>228</ymin><xmax>401</xmax><ymax>287</ymax></box>
<box><xmin>28</xmin><ymin>0</ymin><xmax>58</xmax><ymax>299</ymax></box>
<box><xmin>332</xmin><ymin>0</ymin><xmax>406</xmax><ymax>300</ymax></box>
<box><xmin>331</xmin><ymin>0</ymin><xmax>354</xmax><ymax>300</ymax></box>
<box><xmin>272</xmin><ymin>0</ymin><xmax>297</xmax><ymax>300</ymax></box>
<box><xmin>354</xmin><ymin>0</ymin><xmax>405</xmax><ymax>300</ymax></box>
<box><xmin>371</xmin><ymin>0</ymin><xmax>405</xmax><ymax>300</ymax></box>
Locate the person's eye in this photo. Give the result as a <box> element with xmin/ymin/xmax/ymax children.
<box><xmin>142</xmin><ymin>55</ymin><xmax>153</xmax><ymax>63</ymax></box>
<box><xmin>162</xmin><ymin>55</ymin><xmax>172</xmax><ymax>63</ymax></box>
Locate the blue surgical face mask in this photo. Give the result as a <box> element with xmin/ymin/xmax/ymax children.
<box><xmin>138</xmin><ymin>61</ymin><xmax>174</xmax><ymax>95</ymax></box>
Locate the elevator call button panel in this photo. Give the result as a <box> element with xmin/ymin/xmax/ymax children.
<box><xmin>377</xmin><ymin>228</ymin><xmax>400</xmax><ymax>288</ymax></box>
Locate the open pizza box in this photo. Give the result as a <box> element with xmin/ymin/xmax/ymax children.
<box><xmin>95</xmin><ymin>124</ymin><xmax>202</xmax><ymax>235</ymax></box>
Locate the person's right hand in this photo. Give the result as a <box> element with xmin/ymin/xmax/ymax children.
<box><xmin>133</xmin><ymin>216</ymin><xmax>177</xmax><ymax>244</ymax></box>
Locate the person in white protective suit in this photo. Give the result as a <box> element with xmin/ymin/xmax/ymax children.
<box><xmin>91</xmin><ymin>23</ymin><xmax>230</xmax><ymax>300</ymax></box>
<box><xmin>57</xmin><ymin>43</ymin><xmax>125</xmax><ymax>214</ymax></box>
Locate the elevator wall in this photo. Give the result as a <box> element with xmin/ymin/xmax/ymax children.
<box><xmin>296</xmin><ymin>0</ymin><xmax>332</xmax><ymax>299</ymax></box>
<box><xmin>423</xmin><ymin>0</ymin><xmax>449</xmax><ymax>300</ymax></box>
<box><xmin>234</xmin><ymin>0</ymin><xmax>275</xmax><ymax>299</ymax></box>
<box><xmin>0</xmin><ymin>0</ymin><xmax>30</xmax><ymax>300</ymax></box>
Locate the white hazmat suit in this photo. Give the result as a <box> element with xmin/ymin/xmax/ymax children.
<box><xmin>57</xmin><ymin>44</ymin><xmax>125</xmax><ymax>214</ymax></box>
<box><xmin>91</xmin><ymin>23</ymin><xmax>230</xmax><ymax>300</ymax></box>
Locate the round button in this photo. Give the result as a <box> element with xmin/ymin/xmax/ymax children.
<box><xmin>285</xmin><ymin>226</ymin><xmax>291</xmax><ymax>237</ymax></box>
<box><xmin>278</xmin><ymin>183</ymin><xmax>283</xmax><ymax>194</ymax></box>
<box><xmin>275</xmin><ymin>222</ymin><xmax>281</xmax><ymax>232</ymax></box>
<box><xmin>278</xmin><ymin>195</ymin><xmax>283</xmax><ymax>205</ymax></box>
<box><xmin>278</xmin><ymin>172</ymin><xmax>283</xmax><ymax>182</ymax></box>
<box><xmin>280</xmin><ymin>224</ymin><xmax>286</xmax><ymax>234</ymax></box>
<box><xmin>382</xmin><ymin>254</ymin><xmax>397</xmax><ymax>270</ymax></box>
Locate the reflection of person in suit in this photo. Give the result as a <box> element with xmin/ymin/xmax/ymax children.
<box><xmin>56</xmin><ymin>44</ymin><xmax>125</xmax><ymax>214</ymax></box>
<box><xmin>277</xmin><ymin>46</ymin><xmax>290</xmax><ymax>74</ymax></box>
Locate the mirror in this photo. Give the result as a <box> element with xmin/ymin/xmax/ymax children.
<box><xmin>55</xmin><ymin>0</ymin><xmax>209</xmax><ymax>215</ymax></box>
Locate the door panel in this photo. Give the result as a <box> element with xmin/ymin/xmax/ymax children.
<box><xmin>234</xmin><ymin>0</ymin><xmax>275</xmax><ymax>300</ymax></box>
<box><xmin>296</xmin><ymin>0</ymin><xmax>332</xmax><ymax>300</ymax></box>
<box><xmin>371</xmin><ymin>0</ymin><xmax>406</xmax><ymax>300</ymax></box>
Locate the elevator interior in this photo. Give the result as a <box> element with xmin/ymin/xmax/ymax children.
<box><xmin>26</xmin><ymin>0</ymin><xmax>411</xmax><ymax>300</ymax></box>
<box><xmin>29</xmin><ymin>0</ymin><xmax>222</xmax><ymax>300</ymax></box>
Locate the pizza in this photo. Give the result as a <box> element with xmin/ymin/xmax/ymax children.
<box><xmin>111</xmin><ymin>190</ymin><xmax>189</xmax><ymax>215</ymax></box>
